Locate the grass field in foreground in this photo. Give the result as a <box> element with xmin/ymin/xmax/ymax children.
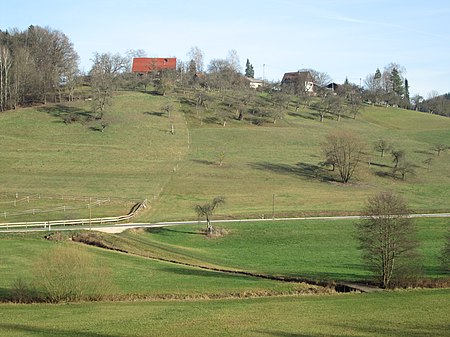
<box><xmin>0</xmin><ymin>289</ymin><xmax>448</xmax><ymax>337</ymax></box>
<box><xmin>1</xmin><ymin>217</ymin><xmax>445</xmax><ymax>300</ymax></box>
<box><xmin>0</xmin><ymin>233</ymin><xmax>312</xmax><ymax>300</ymax></box>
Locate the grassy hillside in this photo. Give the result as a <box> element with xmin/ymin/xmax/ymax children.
<box><xmin>0</xmin><ymin>289</ymin><xmax>448</xmax><ymax>337</ymax></box>
<box><xmin>0</xmin><ymin>90</ymin><xmax>449</xmax><ymax>223</ymax></box>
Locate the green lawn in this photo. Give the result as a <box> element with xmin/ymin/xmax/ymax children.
<box><xmin>0</xmin><ymin>289</ymin><xmax>448</xmax><ymax>337</ymax></box>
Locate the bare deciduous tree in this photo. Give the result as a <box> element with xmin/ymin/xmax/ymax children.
<box><xmin>194</xmin><ymin>196</ymin><xmax>225</xmax><ymax>234</ymax></box>
<box><xmin>391</xmin><ymin>149</ymin><xmax>405</xmax><ymax>169</ymax></box>
<box><xmin>90</xmin><ymin>52</ymin><xmax>127</xmax><ymax>118</ymax></box>
<box><xmin>393</xmin><ymin>161</ymin><xmax>415</xmax><ymax>180</ymax></box>
<box><xmin>374</xmin><ymin>139</ymin><xmax>391</xmax><ymax>158</ymax></box>
<box><xmin>356</xmin><ymin>191</ymin><xmax>421</xmax><ymax>288</ymax></box>
<box><xmin>432</xmin><ymin>143</ymin><xmax>448</xmax><ymax>156</ymax></box>
<box><xmin>187</xmin><ymin>46</ymin><xmax>204</xmax><ymax>73</ymax></box>
<box><xmin>322</xmin><ymin>130</ymin><xmax>365</xmax><ymax>183</ymax></box>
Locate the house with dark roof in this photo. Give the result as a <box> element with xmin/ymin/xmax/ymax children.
<box><xmin>132</xmin><ymin>58</ymin><xmax>177</xmax><ymax>74</ymax></box>
<box><xmin>326</xmin><ymin>82</ymin><xmax>339</xmax><ymax>93</ymax></box>
<box><xmin>281</xmin><ymin>71</ymin><xmax>316</xmax><ymax>94</ymax></box>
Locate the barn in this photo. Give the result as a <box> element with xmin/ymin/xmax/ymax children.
<box><xmin>132</xmin><ymin>58</ymin><xmax>177</xmax><ymax>73</ymax></box>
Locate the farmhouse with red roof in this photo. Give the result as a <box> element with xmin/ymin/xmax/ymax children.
<box><xmin>132</xmin><ymin>58</ymin><xmax>177</xmax><ymax>74</ymax></box>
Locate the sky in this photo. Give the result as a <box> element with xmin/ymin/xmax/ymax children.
<box><xmin>1</xmin><ymin>0</ymin><xmax>449</xmax><ymax>96</ymax></box>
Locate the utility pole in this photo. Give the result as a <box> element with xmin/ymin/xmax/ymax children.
<box><xmin>89</xmin><ymin>197</ymin><xmax>92</xmax><ymax>230</ymax></box>
<box><xmin>263</xmin><ymin>64</ymin><xmax>266</xmax><ymax>83</ymax></box>
<box><xmin>272</xmin><ymin>194</ymin><xmax>275</xmax><ymax>219</ymax></box>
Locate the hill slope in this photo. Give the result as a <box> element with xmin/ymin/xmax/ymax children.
<box><xmin>0</xmin><ymin>91</ymin><xmax>449</xmax><ymax>222</ymax></box>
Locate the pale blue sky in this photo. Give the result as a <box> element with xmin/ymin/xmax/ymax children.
<box><xmin>2</xmin><ymin>0</ymin><xmax>449</xmax><ymax>96</ymax></box>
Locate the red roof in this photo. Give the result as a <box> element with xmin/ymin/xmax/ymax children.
<box><xmin>132</xmin><ymin>58</ymin><xmax>177</xmax><ymax>73</ymax></box>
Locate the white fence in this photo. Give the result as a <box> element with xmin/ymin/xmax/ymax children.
<box><xmin>0</xmin><ymin>199</ymin><xmax>147</xmax><ymax>230</ymax></box>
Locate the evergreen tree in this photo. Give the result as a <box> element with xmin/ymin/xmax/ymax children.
<box><xmin>374</xmin><ymin>68</ymin><xmax>382</xmax><ymax>80</ymax></box>
<box><xmin>245</xmin><ymin>58</ymin><xmax>254</xmax><ymax>78</ymax></box>
<box><xmin>391</xmin><ymin>68</ymin><xmax>404</xmax><ymax>96</ymax></box>
<box><xmin>404</xmin><ymin>78</ymin><xmax>410</xmax><ymax>104</ymax></box>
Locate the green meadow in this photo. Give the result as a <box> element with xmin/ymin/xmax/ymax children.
<box><xmin>0</xmin><ymin>91</ymin><xmax>449</xmax><ymax>336</ymax></box>
<box><xmin>0</xmin><ymin>91</ymin><xmax>449</xmax><ymax>223</ymax></box>
<box><xmin>0</xmin><ymin>289</ymin><xmax>448</xmax><ymax>337</ymax></box>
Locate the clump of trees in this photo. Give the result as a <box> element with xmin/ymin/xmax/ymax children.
<box><xmin>0</xmin><ymin>26</ymin><xmax>79</xmax><ymax>111</ymax></box>
<box><xmin>364</xmin><ymin>63</ymin><xmax>410</xmax><ymax>108</ymax></box>
<box><xmin>413</xmin><ymin>92</ymin><xmax>450</xmax><ymax>117</ymax></box>
<box><xmin>356</xmin><ymin>191</ymin><xmax>421</xmax><ymax>288</ymax></box>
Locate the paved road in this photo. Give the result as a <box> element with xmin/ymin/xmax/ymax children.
<box><xmin>1</xmin><ymin>212</ymin><xmax>449</xmax><ymax>233</ymax></box>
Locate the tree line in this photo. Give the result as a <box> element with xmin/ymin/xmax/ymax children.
<box><xmin>0</xmin><ymin>26</ymin><xmax>79</xmax><ymax>111</ymax></box>
<box><xmin>1</xmin><ymin>26</ymin><xmax>449</xmax><ymax>119</ymax></box>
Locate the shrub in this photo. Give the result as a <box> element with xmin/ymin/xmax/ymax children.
<box><xmin>32</xmin><ymin>244</ymin><xmax>115</xmax><ymax>302</ymax></box>
<box><xmin>10</xmin><ymin>277</ymin><xmax>38</xmax><ymax>303</ymax></box>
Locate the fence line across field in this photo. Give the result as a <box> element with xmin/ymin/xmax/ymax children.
<box><xmin>0</xmin><ymin>199</ymin><xmax>148</xmax><ymax>230</ymax></box>
<box><xmin>0</xmin><ymin>191</ymin><xmax>142</xmax><ymax>203</ymax></box>
<box><xmin>1</xmin><ymin>199</ymin><xmax>112</xmax><ymax>218</ymax></box>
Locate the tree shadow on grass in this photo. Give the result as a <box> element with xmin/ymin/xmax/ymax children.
<box><xmin>252</xmin><ymin>330</ymin><xmax>317</xmax><ymax>337</ymax></box>
<box><xmin>37</xmin><ymin>104</ymin><xmax>93</xmax><ymax>124</ymax></box>
<box><xmin>374</xmin><ymin>170</ymin><xmax>395</xmax><ymax>179</ymax></box>
<box><xmin>191</xmin><ymin>159</ymin><xmax>215</xmax><ymax>166</ymax></box>
<box><xmin>287</xmin><ymin>112</ymin><xmax>315</xmax><ymax>121</ymax></box>
<box><xmin>369</xmin><ymin>161</ymin><xmax>392</xmax><ymax>169</ymax></box>
<box><xmin>330</xmin><ymin>322</ymin><xmax>449</xmax><ymax>337</ymax></box>
<box><xmin>249</xmin><ymin>162</ymin><xmax>333</xmax><ymax>182</ymax></box>
<box><xmin>144</xmin><ymin>111</ymin><xmax>165</xmax><ymax>117</ymax></box>
<box><xmin>0</xmin><ymin>324</ymin><xmax>120</xmax><ymax>337</ymax></box>
<box><xmin>415</xmin><ymin>149</ymin><xmax>433</xmax><ymax>156</ymax></box>
<box><xmin>158</xmin><ymin>266</ymin><xmax>252</xmax><ymax>280</ymax></box>
<box><xmin>146</xmin><ymin>227</ymin><xmax>202</xmax><ymax>236</ymax></box>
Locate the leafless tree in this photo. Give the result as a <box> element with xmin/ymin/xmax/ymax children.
<box><xmin>374</xmin><ymin>139</ymin><xmax>391</xmax><ymax>157</ymax></box>
<box><xmin>423</xmin><ymin>157</ymin><xmax>433</xmax><ymax>170</ymax></box>
<box><xmin>432</xmin><ymin>143</ymin><xmax>448</xmax><ymax>156</ymax></box>
<box><xmin>90</xmin><ymin>52</ymin><xmax>127</xmax><ymax>117</ymax></box>
<box><xmin>393</xmin><ymin>161</ymin><xmax>415</xmax><ymax>180</ymax></box>
<box><xmin>391</xmin><ymin>149</ymin><xmax>405</xmax><ymax>168</ymax></box>
<box><xmin>356</xmin><ymin>191</ymin><xmax>421</xmax><ymax>288</ymax></box>
<box><xmin>194</xmin><ymin>196</ymin><xmax>226</xmax><ymax>234</ymax></box>
<box><xmin>322</xmin><ymin>130</ymin><xmax>365</xmax><ymax>183</ymax></box>
<box><xmin>0</xmin><ymin>45</ymin><xmax>13</xmax><ymax>111</ymax></box>
<box><xmin>226</xmin><ymin>49</ymin><xmax>241</xmax><ymax>73</ymax></box>
<box><xmin>187</xmin><ymin>46</ymin><xmax>204</xmax><ymax>73</ymax></box>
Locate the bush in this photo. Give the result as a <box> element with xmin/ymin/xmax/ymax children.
<box><xmin>10</xmin><ymin>277</ymin><xmax>38</xmax><ymax>303</ymax></box>
<box><xmin>32</xmin><ymin>244</ymin><xmax>115</xmax><ymax>302</ymax></box>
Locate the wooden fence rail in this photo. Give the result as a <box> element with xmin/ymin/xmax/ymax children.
<box><xmin>0</xmin><ymin>199</ymin><xmax>147</xmax><ymax>230</ymax></box>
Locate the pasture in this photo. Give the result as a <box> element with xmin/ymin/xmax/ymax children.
<box><xmin>0</xmin><ymin>289</ymin><xmax>448</xmax><ymax>337</ymax></box>
<box><xmin>0</xmin><ymin>91</ymin><xmax>449</xmax><ymax>336</ymax></box>
<box><xmin>0</xmin><ymin>91</ymin><xmax>449</xmax><ymax>223</ymax></box>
